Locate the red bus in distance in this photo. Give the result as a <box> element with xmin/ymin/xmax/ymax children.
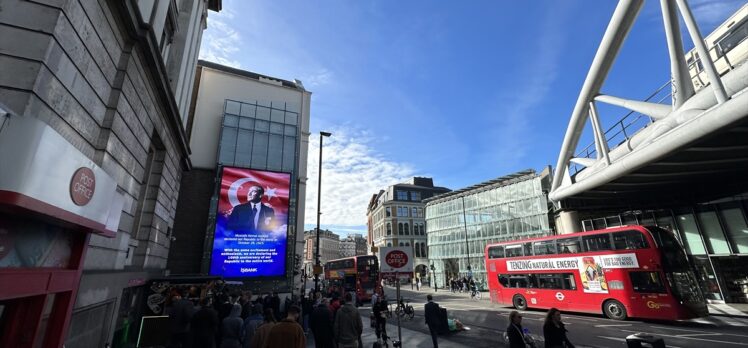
<box><xmin>484</xmin><ymin>226</ymin><xmax>708</xmax><ymax>320</ymax></box>
<box><xmin>324</xmin><ymin>255</ymin><xmax>381</xmax><ymax>304</ymax></box>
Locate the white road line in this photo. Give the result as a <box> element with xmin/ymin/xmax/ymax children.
<box><xmin>594</xmin><ymin>324</ymin><xmax>633</xmax><ymax>327</ymax></box>
<box><xmin>618</xmin><ymin>329</ymin><xmax>748</xmax><ymax>346</ymax></box>
<box><xmin>677</xmin><ymin>333</ymin><xmax>722</xmax><ymax>337</ymax></box>
<box><xmin>598</xmin><ymin>335</ymin><xmax>627</xmax><ymax>342</ymax></box>
<box><xmin>647</xmin><ymin>325</ymin><xmax>748</xmax><ymax>337</ymax></box>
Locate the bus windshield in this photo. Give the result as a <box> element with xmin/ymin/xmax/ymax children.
<box><xmin>647</xmin><ymin>226</ymin><xmax>705</xmax><ymax>305</ymax></box>
<box><xmin>357</xmin><ymin>256</ymin><xmax>378</xmax><ymax>288</ymax></box>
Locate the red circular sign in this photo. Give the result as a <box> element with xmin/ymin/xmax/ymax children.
<box><xmin>70</xmin><ymin>167</ymin><xmax>96</xmax><ymax>206</ymax></box>
<box><xmin>385</xmin><ymin>250</ymin><xmax>409</xmax><ymax>269</ymax></box>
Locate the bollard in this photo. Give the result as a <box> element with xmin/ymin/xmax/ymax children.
<box><xmin>626</xmin><ymin>333</ymin><xmax>666</xmax><ymax>348</ymax></box>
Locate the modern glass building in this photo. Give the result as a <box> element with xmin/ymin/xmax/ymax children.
<box><xmin>425</xmin><ymin>168</ymin><xmax>554</xmax><ymax>287</ymax></box>
<box><xmin>579</xmin><ymin>198</ymin><xmax>748</xmax><ymax>304</ymax></box>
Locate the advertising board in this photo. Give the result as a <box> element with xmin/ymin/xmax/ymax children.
<box><xmin>209</xmin><ymin>167</ymin><xmax>291</xmax><ymax>278</ymax></box>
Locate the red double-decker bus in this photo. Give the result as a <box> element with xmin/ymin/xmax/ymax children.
<box><xmin>484</xmin><ymin>226</ymin><xmax>708</xmax><ymax>320</ymax></box>
<box><xmin>324</xmin><ymin>255</ymin><xmax>381</xmax><ymax>304</ymax></box>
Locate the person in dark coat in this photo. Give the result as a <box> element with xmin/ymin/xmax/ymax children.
<box><xmin>221</xmin><ymin>303</ymin><xmax>243</xmax><ymax>348</ymax></box>
<box><xmin>424</xmin><ymin>294</ymin><xmax>440</xmax><ymax>348</ymax></box>
<box><xmin>310</xmin><ymin>298</ymin><xmax>335</xmax><ymax>348</ymax></box>
<box><xmin>507</xmin><ymin>310</ymin><xmax>531</xmax><ymax>348</ymax></box>
<box><xmin>242</xmin><ymin>304</ymin><xmax>264</xmax><ymax>348</ymax></box>
<box><xmin>271</xmin><ymin>292</ymin><xmax>281</xmax><ymax>319</ymax></box>
<box><xmin>168</xmin><ymin>288</ymin><xmax>195</xmax><ymax>348</ymax></box>
<box><xmin>543</xmin><ymin>308</ymin><xmax>575</xmax><ymax>348</ymax></box>
<box><xmin>191</xmin><ymin>297</ymin><xmax>219</xmax><ymax>348</ymax></box>
<box><xmin>226</xmin><ymin>185</ymin><xmax>276</xmax><ymax>232</ymax></box>
<box><xmin>240</xmin><ymin>290</ymin><xmax>253</xmax><ymax>320</ymax></box>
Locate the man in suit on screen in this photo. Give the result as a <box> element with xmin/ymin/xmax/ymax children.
<box><xmin>227</xmin><ymin>185</ymin><xmax>276</xmax><ymax>233</ymax></box>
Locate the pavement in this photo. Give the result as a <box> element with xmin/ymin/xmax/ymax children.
<box><xmin>304</xmin><ymin>285</ymin><xmax>748</xmax><ymax>347</ymax></box>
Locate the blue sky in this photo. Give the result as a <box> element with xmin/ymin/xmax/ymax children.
<box><xmin>199</xmin><ymin>0</ymin><xmax>746</xmax><ymax>236</ymax></box>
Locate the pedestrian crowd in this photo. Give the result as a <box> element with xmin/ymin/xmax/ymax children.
<box><xmin>164</xmin><ymin>287</ymin><xmax>306</xmax><ymax>348</ymax></box>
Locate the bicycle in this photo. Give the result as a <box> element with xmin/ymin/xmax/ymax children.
<box><xmin>393</xmin><ymin>298</ymin><xmax>415</xmax><ymax>320</ymax></box>
<box><xmin>469</xmin><ymin>287</ymin><xmax>482</xmax><ymax>300</ymax></box>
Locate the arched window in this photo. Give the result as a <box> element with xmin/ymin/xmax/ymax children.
<box><xmin>405</xmin><ymin>242</ymin><xmax>410</xmax><ymax>247</ymax></box>
<box><xmin>421</xmin><ymin>243</ymin><xmax>427</xmax><ymax>257</ymax></box>
<box><xmin>405</xmin><ymin>223</ymin><xmax>410</xmax><ymax>235</ymax></box>
<box><xmin>398</xmin><ymin>223</ymin><xmax>403</xmax><ymax>235</ymax></box>
<box><xmin>387</xmin><ymin>242</ymin><xmax>392</xmax><ymax>247</ymax></box>
<box><xmin>387</xmin><ymin>223</ymin><xmax>392</xmax><ymax>236</ymax></box>
<box><xmin>415</xmin><ymin>243</ymin><xmax>420</xmax><ymax>257</ymax></box>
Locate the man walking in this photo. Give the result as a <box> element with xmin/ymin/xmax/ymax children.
<box><xmin>310</xmin><ymin>298</ymin><xmax>335</xmax><ymax>348</ymax></box>
<box><xmin>424</xmin><ymin>294</ymin><xmax>440</xmax><ymax>348</ymax></box>
<box><xmin>264</xmin><ymin>305</ymin><xmax>306</xmax><ymax>348</ymax></box>
<box><xmin>334</xmin><ymin>293</ymin><xmax>363</xmax><ymax>348</ymax></box>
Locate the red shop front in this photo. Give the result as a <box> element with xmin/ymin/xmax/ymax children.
<box><xmin>0</xmin><ymin>114</ymin><xmax>124</xmax><ymax>347</ymax></box>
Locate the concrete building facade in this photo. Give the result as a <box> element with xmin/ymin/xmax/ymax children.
<box><xmin>367</xmin><ymin>177</ymin><xmax>450</xmax><ymax>279</ymax></box>
<box><xmin>425</xmin><ymin>168</ymin><xmax>554</xmax><ymax>287</ymax></box>
<box><xmin>0</xmin><ymin>0</ymin><xmax>220</xmax><ymax>346</ymax></box>
<box><xmin>340</xmin><ymin>233</ymin><xmax>368</xmax><ymax>258</ymax></box>
<box><xmin>302</xmin><ymin>229</ymin><xmax>341</xmax><ymax>273</ymax></box>
<box><xmin>167</xmin><ymin>60</ymin><xmax>311</xmax><ymax>293</ymax></box>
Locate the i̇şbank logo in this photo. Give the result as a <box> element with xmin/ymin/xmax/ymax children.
<box><xmin>385</xmin><ymin>250</ymin><xmax>408</xmax><ymax>269</ymax></box>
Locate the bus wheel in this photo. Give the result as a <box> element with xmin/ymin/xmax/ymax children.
<box><xmin>512</xmin><ymin>295</ymin><xmax>528</xmax><ymax>311</ymax></box>
<box><xmin>603</xmin><ymin>300</ymin><xmax>628</xmax><ymax>320</ymax></box>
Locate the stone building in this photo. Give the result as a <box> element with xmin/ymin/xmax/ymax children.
<box><xmin>303</xmin><ymin>228</ymin><xmax>341</xmax><ymax>272</ymax></box>
<box><xmin>340</xmin><ymin>233</ymin><xmax>368</xmax><ymax>258</ymax></box>
<box><xmin>366</xmin><ymin>177</ymin><xmax>450</xmax><ymax>279</ymax></box>
<box><xmin>0</xmin><ymin>0</ymin><xmax>220</xmax><ymax>346</ymax></box>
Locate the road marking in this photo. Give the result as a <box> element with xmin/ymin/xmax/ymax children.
<box><xmin>594</xmin><ymin>324</ymin><xmax>633</xmax><ymax>327</ymax></box>
<box><xmin>618</xmin><ymin>329</ymin><xmax>748</xmax><ymax>346</ymax></box>
<box><xmin>677</xmin><ymin>333</ymin><xmax>722</xmax><ymax>337</ymax></box>
<box><xmin>647</xmin><ymin>325</ymin><xmax>748</xmax><ymax>337</ymax></box>
<box><xmin>598</xmin><ymin>336</ymin><xmax>681</xmax><ymax>348</ymax></box>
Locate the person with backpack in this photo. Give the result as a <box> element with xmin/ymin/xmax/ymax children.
<box><xmin>543</xmin><ymin>308</ymin><xmax>575</xmax><ymax>348</ymax></box>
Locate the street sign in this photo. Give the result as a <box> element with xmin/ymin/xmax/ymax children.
<box><xmin>378</xmin><ymin>247</ymin><xmax>413</xmax><ymax>276</ymax></box>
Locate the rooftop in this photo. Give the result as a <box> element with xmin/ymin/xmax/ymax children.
<box><xmin>424</xmin><ymin>169</ymin><xmax>539</xmax><ymax>204</ymax></box>
<box><xmin>198</xmin><ymin>60</ymin><xmax>305</xmax><ymax>90</ymax></box>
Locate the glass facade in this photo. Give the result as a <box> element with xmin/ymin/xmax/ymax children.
<box><xmin>212</xmin><ymin>99</ymin><xmax>302</xmax><ymax>284</ymax></box>
<box><xmin>426</xmin><ymin>173</ymin><xmax>553</xmax><ymax>287</ymax></box>
<box><xmin>580</xmin><ymin>198</ymin><xmax>748</xmax><ymax>303</ymax></box>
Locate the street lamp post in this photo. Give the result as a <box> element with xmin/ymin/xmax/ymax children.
<box><xmin>430</xmin><ymin>264</ymin><xmax>437</xmax><ymax>292</ymax></box>
<box><xmin>461</xmin><ymin>196</ymin><xmax>471</xmax><ymax>278</ymax></box>
<box><xmin>314</xmin><ymin>131</ymin><xmax>331</xmax><ymax>293</ymax></box>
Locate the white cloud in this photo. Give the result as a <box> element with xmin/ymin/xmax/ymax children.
<box><xmin>199</xmin><ymin>6</ymin><xmax>243</xmax><ymax>68</ymax></box>
<box><xmin>689</xmin><ymin>0</ymin><xmax>745</xmax><ymax>28</ymax></box>
<box><xmin>302</xmin><ymin>68</ymin><xmax>333</xmax><ymax>88</ymax></box>
<box><xmin>304</xmin><ymin>126</ymin><xmax>415</xmax><ymax>228</ymax></box>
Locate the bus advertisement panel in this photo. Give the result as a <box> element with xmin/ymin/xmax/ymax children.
<box><xmin>485</xmin><ymin>226</ymin><xmax>707</xmax><ymax>321</ymax></box>
<box><xmin>209</xmin><ymin>167</ymin><xmax>291</xmax><ymax>278</ymax></box>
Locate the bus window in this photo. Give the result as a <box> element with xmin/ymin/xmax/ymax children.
<box><xmin>488</xmin><ymin>246</ymin><xmax>505</xmax><ymax>259</ymax></box>
<box><xmin>536</xmin><ymin>273</ymin><xmax>577</xmax><ymax>290</ymax></box>
<box><xmin>523</xmin><ymin>243</ymin><xmax>533</xmax><ymax>257</ymax></box>
<box><xmin>533</xmin><ymin>241</ymin><xmax>557</xmax><ymax>255</ymax></box>
<box><xmin>505</xmin><ymin>245</ymin><xmax>522</xmax><ymax>258</ymax></box>
<box><xmin>613</xmin><ymin>230</ymin><xmax>649</xmax><ymax>250</ymax></box>
<box><xmin>557</xmin><ymin>237</ymin><xmax>581</xmax><ymax>254</ymax></box>
<box><xmin>509</xmin><ymin>275</ymin><xmax>528</xmax><ymax>288</ymax></box>
<box><xmin>499</xmin><ymin>275</ymin><xmax>510</xmax><ymax>287</ymax></box>
<box><xmin>629</xmin><ymin>271</ymin><xmax>667</xmax><ymax>294</ymax></box>
<box><xmin>583</xmin><ymin>234</ymin><xmax>612</xmax><ymax>252</ymax></box>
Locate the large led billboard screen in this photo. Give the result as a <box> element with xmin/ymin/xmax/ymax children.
<box><xmin>210</xmin><ymin>167</ymin><xmax>291</xmax><ymax>278</ymax></box>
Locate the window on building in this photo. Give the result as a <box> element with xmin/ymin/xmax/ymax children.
<box><xmin>404</xmin><ymin>223</ymin><xmax>410</xmax><ymax>235</ymax></box>
<box><xmin>412</xmin><ymin>207</ymin><xmax>418</xmax><ymax>218</ymax></box>
<box><xmin>715</xmin><ymin>18</ymin><xmax>748</xmax><ymax>57</ymax></box>
<box><xmin>411</xmin><ymin>191</ymin><xmax>421</xmax><ymax>201</ymax></box>
<box><xmin>422</xmin><ymin>243</ymin><xmax>427</xmax><ymax>257</ymax></box>
<box><xmin>398</xmin><ymin>223</ymin><xmax>403</xmax><ymax>235</ymax></box>
<box><xmin>405</xmin><ymin>242</ymin><xmax>410</xmax><ymax>247</ymax></box>
<box><xmin>415</xmin><ymin>243</ymin><xmax>420</xmax><ymax>257</ymax></box>
<box><xmin>387</xmin><ymin>242</ymin><xmax>392</xmax><ymax>247</ymax></box>
<box><xmin>397</xmin><ymin>190</ymin><xmax>408</xmax><ymax>200</ymax></box>
<box><xmin>582</xmin><ymin>234</ymin><xmax>612</xmax><ymax>252</ymax></box>
<box><xmin>386</xmin><ymin>207</ymin><xmax>391</xmax><ymax>217</ymax></box>
<box><xmin>612</xmin><ymin>230</ymin><xmax>649</xmax><ymax>250</ymax></box>
<box><xmin>387</xmin><ymin>223</ymin><xmax>392</xmax><ymax>236</ymax></box>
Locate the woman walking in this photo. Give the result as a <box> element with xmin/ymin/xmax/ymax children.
<box><xmin>543</xmin><ymin>308</ymin><xmax>575</xmax><ymax>348</ymax></box>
